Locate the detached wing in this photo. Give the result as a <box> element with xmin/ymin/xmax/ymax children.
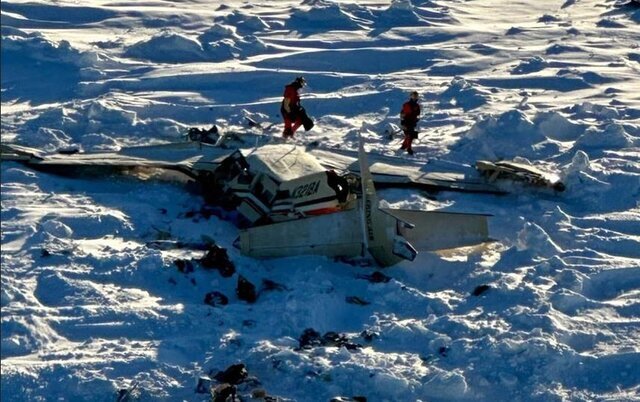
<box><xmin>308</xmin><ymin>147</ymin><xmax>504</xmax><ymax>194</ymax></box>
<box><xmin>1</xmin><ymin>142</ymin><xmax>234</xmax><ymax>178</ymax></box>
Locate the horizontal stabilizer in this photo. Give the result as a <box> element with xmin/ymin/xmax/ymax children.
<box><xmin>381</xmin><ymin>209</ymin><xmax>491</xmax><ymax>251</ymax></box>
<box><xmin>239</xmin><ymin>209</ymin><xmax>363</xmax><ymax>259</ymax></box>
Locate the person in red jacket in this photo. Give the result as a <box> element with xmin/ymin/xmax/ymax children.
<box><xmin>281</xmin><ymin>76</ymin><xmax>306</xmax><ymax>138</ymax></box>
<box><xmin>400</xmin><ymin>91</ymin><xmax>421</xmax><ymax>155</ymax></box>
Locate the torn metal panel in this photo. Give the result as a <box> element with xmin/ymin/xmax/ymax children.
<box><xmin>476</xmin><ymin>160</ymin><xmax>565</xmax><ymax>191</ymax></box>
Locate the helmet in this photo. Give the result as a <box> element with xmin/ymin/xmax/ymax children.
<box><xmin>410</xmin><ymin>91</ymin><xmax>419</xmax><ymax>98</ymax></box>
<box><xmin>294</xmin><ymin>76</ymin><xmax>307</xmax><ymax>87</ymax></box>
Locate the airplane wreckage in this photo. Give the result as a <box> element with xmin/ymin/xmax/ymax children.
<box><xmin>1</xmin><ymin>127</ymin><xmax>564</xmax><ymax>267</ymax></box>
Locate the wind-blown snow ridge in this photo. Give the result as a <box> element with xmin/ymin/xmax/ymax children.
<box><xmin>2</xmin><ymin>0</ymin><xmax>640</xmax><ymax>401</ymax></box>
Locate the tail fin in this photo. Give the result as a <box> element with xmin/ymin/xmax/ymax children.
<box><xmin>358</xmin><ymin>136</ymin><xmax>416</xmax><ymax>266</ymax></box>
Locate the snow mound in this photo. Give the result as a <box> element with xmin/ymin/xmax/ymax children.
<box><xmin>533</xmin><ymin>111</ymin><xmax>585</xmax><ymax>141</ymax></box>
<box><xmin>236</xmin><ymin>35</ymin><xmax>269</xmax><ymax>58</ymax></box>
<box><xmin>197</xmin><ymin>25</ymin><xmax>240</xmax><ymax>60</ymax></box>
<box><xmin>197</xmin><ymin>24</ymin><xmax>241</xmax><ymax>44</ymax></box>
<box><xmin>450</xmin><ymin>107</ymin><xmax>596</xmax><ymax>160</ymax></box>
<box><xmin>517</xmin><ymin>222</ymin><xmax>563</xmax><ymax>257</ymax></box>
<box><xmin>538</xmin><ymin>14</ymin><xmax>562</xmax><ymax>23</ymax></box>
<box><xmin>124</xmin><ymin>32</ymin><xmax>208</xmax><ymax>63</ymax></box>
<box><xmin>597</xmin><ymin>18</ymin><xmax>627</xmax><ymax>28</ymax></box>
<box><xmin>214</xmin><ymin>11</ymin><xmax>270</xmax><ymax>35</ymax></box>
<box><xmin>0</xmin><ymin>168</ymin><xmax>39</xmax><ymax>184</ymax></box>
<box><xmin>564</xmin><ymin>150</ymin><xmax>592</xmax><ymax>175</ymax></box>
<box><xmin>506</xmin><ymin>26</ymin><xmax>526</xmax><ymax>35</ymax></box>
<box><xmin>22</xmin><ymin>107</ymin><xmax>82</xmax><ymax>135</ymax></box>
<box><xmin>17</xmin><ymin>127</ymin><xmax>72</xmax><ymax>152</ymax></box>
<box><xmin>40</xmin><ymin>220</ymin><xmax>74</xmax><ymax>239</ymax></box>
<box><xmin>512</xmin><ymin>56</ymin><xmax>548</xmax><ymax>75</ymax></box>
<box><xmin>202</xmin><ymin>38</ymin><xmax>240</xmax><ymax>61</ymax></box>
<box><xmin>1</xmin><ymin>321</ymin><xmax>39</xmax><ymax>357</ymax></box>
<box><xmin>421</xmin><ymin>369</ymin><xmax>468</xmax><ymax>399</ymax></box>
<box><xmin>197</xmin><ymin>25</ymin><xmax>269</xmax><ymax>60</ymax></box>
<box><xmin>288</xmin><ymin>1</ymin><xmax>364</xmax><ymax>32</ymax></box>
<box><xmin>243</xmin><ymin>339</ymin><xmax>430</xmax><ymax>400</ymax></box>
<box><xmin>574</xmin><ymin>124</ymin><xmax>636</xmax><ymax>149</ymax></box>
<box><xmin>374</xmin><ymin>0</ymin><xmax>430</xmax><ymax>29</ymax></box>
<box><xmin>19</xmin><ymin>99</ymin><xmax>183</xmax><ymax>145</ymax></box>
<box><xmin>560</xmin><ymin>151</ymin><xmax>614</xmax><ymax>197</ymax></box>
<box><xmin>0</xmin><ymin>288</ymin><xmax>13</xmax><ymax>308</ymax></box>
<box><xmin>80</xmin><ymin>133</ymin><xmax>120</xmax><ymax>151</ymax></box>
<box><xmin>567</xmin><ymin>102</ymin><xmax>621</xmax><ymax>120</ymax></box>
<box><xmin>86</xmin><ymin>99</ymin><xmax>138</xmax><ymax>133</ymax></box>
<box><xmin>452</xmin><ymin>109</ymin><xmax>544</xmax><ymax>160</ymax></box>
<box><xmin>2</xmin><ymin>28</ymin><xmax>119</xmax><ymax>103</ymax></box>
<box><xmin>546</xmin><ymin>43</ymin><xmax>583</xmax><ymax>55</ymax></box>
<box><xmin>3</xmin><ymin>30</ymin><xmax>90</xmax><ymax>67</ymax></box>
<box><xmin>438</xmin><ymin>77</ymin><xmax>490</xmax><ymax>111</ymax></box>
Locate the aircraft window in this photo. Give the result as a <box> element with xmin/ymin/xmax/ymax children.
<box><xmin>326</xmin><ymin>171</ymin><xmax>350</xmax><ymax>203</ymax></box>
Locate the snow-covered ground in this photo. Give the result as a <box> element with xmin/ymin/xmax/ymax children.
<box><xmin>2</xmin><ymin>0</ymin><xmax>639</xmax><ymax>400</ymax></box>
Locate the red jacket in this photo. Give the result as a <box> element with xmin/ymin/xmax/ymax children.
<box><xmin>281</xmin><ymin>84</ymin><xmax>301</xmax><ymax>116</ymax></box>
<box><xmin>401</xmin><ymin>100</ymin><xmax>420</xmax><ymax>125</ymax></box>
